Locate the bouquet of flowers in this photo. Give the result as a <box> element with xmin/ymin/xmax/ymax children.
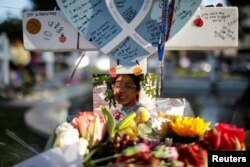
<box><xmin>48</xmin><ymin>106</ymin><xmax>247</xmax><ymax>167</ymax></box>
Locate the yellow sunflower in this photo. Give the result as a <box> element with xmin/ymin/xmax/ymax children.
<box><xmin>170</xmin><ymin>116</ymin><xmax>211</xmax><ymax>137</ymax></box>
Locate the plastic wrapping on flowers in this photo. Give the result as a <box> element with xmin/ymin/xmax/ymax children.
<box><xmin>46</xmin><ymin>106</ymin><xmax>247</xmax><ymax>167</ymax></box>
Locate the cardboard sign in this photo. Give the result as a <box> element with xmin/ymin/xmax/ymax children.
<box><xmin>23</xmin><ymin>7</ymin><xmax>238</xmax><ymax>62</ymax></box>
<box><xmin>55</xmin><ymin>0</ymin><xmax>201</xmax><ymax>67</ymax></box>
<box><xmin>166</xmin><ymin>7</ymin><xmax>238</xmax><ymax>50</ymax></box>
<box><xmin>22</xmin><ymin>11</ymin><xmax>95</xmax><ymax>51</ymax></box>
<box><xmin>13</xmin><ymin>143</ymin><xmax>83</xmax><ymax>167</ymax></box>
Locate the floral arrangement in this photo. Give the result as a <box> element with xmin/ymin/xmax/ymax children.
<box><xmin>48</xmin><ymin>106</ymin><xmax>247</xmax><ymax>167</ymax></box>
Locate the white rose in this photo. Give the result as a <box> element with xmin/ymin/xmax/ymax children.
<box><xmin>53</xmin><ymin>122</ymin><xmax>79</xmax><ymax>148</ymax></box>
<box><xmin>55</xmin><ymin>122</ymin><xmax>76</xmax><ymax>135</ymax></box>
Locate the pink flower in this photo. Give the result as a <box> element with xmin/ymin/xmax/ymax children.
<box><xmin>72</xmin><ymin>112</ymin><xmax>106</xmax><ymax>148</ymax></box>
<box><xmin>204</xmin><ymin>123</ymin><xmax>245</xmax><ymax>151</ymax></box>
<box><xmin>110</xmin><ymin>67</ymin><xmax>117</xmax><ymax>78</ymax></box>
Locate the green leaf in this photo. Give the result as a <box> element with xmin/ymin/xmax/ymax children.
<box><xmin>152</xmin><ymin>145</ymin><xmax>169</xmax><ymax>158</ymax></box>
<box><xmin>44</xmin><ymin>132</ymin><xmax>57</xmax><ymax>150</ymax></box>
<box><xmin>122</xmin><ymin>145</ymin><xmax>143</xmax><ymax>156</ymax></box>
<box><xmin>137</xmin><ymin>121</ymin><xmax>155</xmax><ymax>140</ymax></box>
<box><xmin>101</xmin><ymin>106</ymin><xmax>116</xmax><ymax>140</ymax></box>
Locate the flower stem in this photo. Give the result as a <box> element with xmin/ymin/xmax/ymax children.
<box><xmin>87</xmin><ymin>153</ymin><xmax>121</xmax><ymax>165</ymax></box>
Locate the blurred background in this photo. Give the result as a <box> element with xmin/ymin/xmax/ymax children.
<box><xmin>0</xmin><ymin>0</ymin><xmax>250</xmax><ymax>166</ymax></box>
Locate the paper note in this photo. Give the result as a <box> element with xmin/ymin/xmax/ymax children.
<box><xmin>23</xmin><ymin>6</ymin><xmax>238</xmax><ymax>53</ymax></box>
<box><xmin>22</xmin><ymin>11</ymin><xmax>95</xmax><ymax>51</ymax></box>
<box><xmin>165</xmin><ymin>7</ymin><xmax>238</xmax><ymax>49</ymax></box>
<box><xmin>56</xmin><ymin>0</ymin><xmax>201</xmax><ymax>67</ymax></box>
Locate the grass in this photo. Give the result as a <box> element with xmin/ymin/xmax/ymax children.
<box><xmin>0</xmin><ymin>108</ymin><xmax>47</xmax><ymax>167</ymax></box>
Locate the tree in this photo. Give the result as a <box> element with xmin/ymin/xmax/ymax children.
<box><xmin>227</xmin><ymin>1</ymin><xmax>250</xmax><ymax>37</ymax></box>
<box><xmin>227</xmin><ymin>1</ymin><xmax>250</xmax><ymax>6</ymax></box>
<box><xmin>30</xmin><ymin>0</ymin><xmax>58</xmax><ymax>11</ymax></box>
<box><xmin>0</xmin><ymin>18</ymin><xmax>22</xmax><ymax>43</ymax></box>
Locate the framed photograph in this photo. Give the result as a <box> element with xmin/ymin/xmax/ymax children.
<box><xmin>93</xmin><ymin>73</ymin><xmax>157</xmax><ymax>120</ymax></box>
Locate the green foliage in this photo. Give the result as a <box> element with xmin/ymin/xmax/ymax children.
<box><xmin>101</xmin><ymin>106</ymin><xmax>116</xmax><ymax>139</ymax></box>
<box><xmin>142</xmin><ymin>73</ymin><xmax>157</xmax><ymax>99</ymax></box>
<box><xmin>44</xmin><ymin>132</ymin><xmax>56</xmax><ymax>150</ymax></box>
<box><xmin>227</xmin><ymin>1</ymin><xmax>250</xmax><ymax>6</ymax></box>
<box><xmin>0</xmin><ymin>18</ymin><xmax>22</xmax><ymax>42</ymax></box>
<box><xmin>93</xmin><ymin>74</ymin><xmax>116</xmax><ymax>107</ymax></box>
<box><xmin>30</xmin><ymin>0</ymin><xmax>58</xmax><ymax>10</ymax></box>
<box><xmin>137</xmin><ymin>121</ymin><xmax>156</xmax><ymax>140</ymax></box>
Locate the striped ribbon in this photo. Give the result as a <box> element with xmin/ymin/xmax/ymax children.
<box><xmin>157</xmin><ymin>0</ymin><xmax>175</xmax><ymax>96</ymax></box>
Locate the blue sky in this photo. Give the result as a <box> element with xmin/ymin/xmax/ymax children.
<box><xmin>0</xmin><ymin>0</ymin><xmax>227</xmax><ymax>22</ymax></box>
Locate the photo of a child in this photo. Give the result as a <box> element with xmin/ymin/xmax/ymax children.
<box><xmin>93</xmin><ymin>73</ymin><xmax>157</xmax><ymax>120</ymax></box>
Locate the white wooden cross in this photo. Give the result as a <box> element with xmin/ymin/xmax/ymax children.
<box><xmin>22</xmin><ymin>7</ymin><xmax>238</xmax><ymax>74</ymax></box>
<box><xmin>0</xmin><ymin>33</ymin><xmax>10</xmax><ymax>85</ymax></box>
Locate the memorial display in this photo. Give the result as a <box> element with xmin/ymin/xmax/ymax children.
<box><xmin>14</xmin><ymin>0</ymin><xmax>249</xmax><ymax>167</ymax></box>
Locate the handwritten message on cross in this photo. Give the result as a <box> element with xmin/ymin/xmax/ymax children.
<box><xmin>22</xmin><ymin>0</ymin><xmax>238</xmax><ymax>68</ymax></box>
